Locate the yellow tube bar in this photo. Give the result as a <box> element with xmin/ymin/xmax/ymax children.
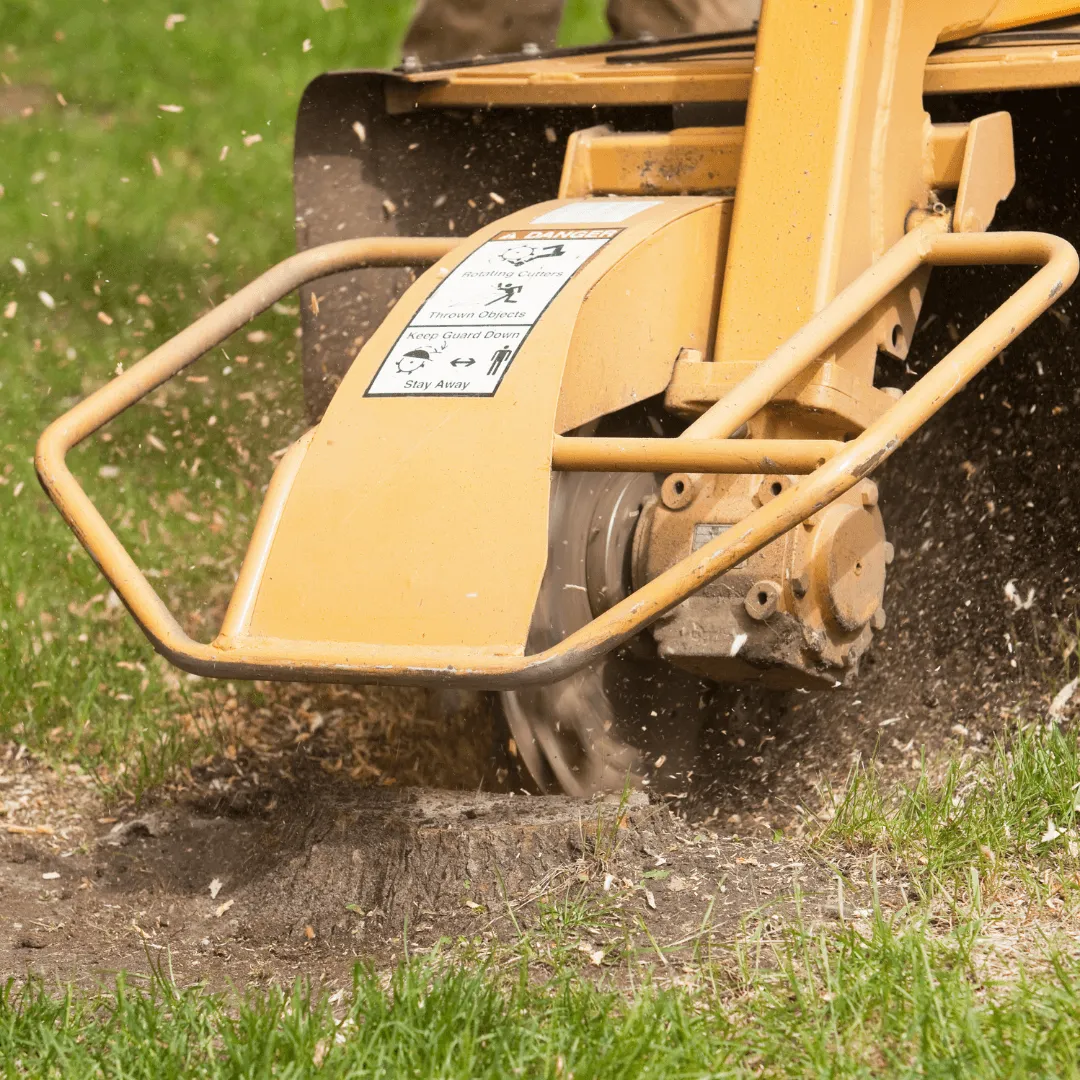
<box><xmin>35</xmin><ymin>230</ymin><xmax>1077</xmax><ymax>688</ymax></box>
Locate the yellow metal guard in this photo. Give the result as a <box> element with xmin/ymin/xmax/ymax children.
<box><xmin>36</xmin><ymin>225</ymin><xmax>1077</xmax><ymax>688</ymax></box>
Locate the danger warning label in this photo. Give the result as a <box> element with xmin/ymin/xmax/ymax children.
<box><xmin>365</xmin><ymin>229</ymin><xmax>618</xmax><ymax>397</ymax></box>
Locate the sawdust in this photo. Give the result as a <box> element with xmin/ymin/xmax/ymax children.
<box><xmin>0</xmin><ymin>84</ymin><xmax>50</xmax><ymax>121</ymax></box>
<box><xmin>668</xmin><ymin>86</ymin><xmax>1080</xmax><ymax>834</ymax></box>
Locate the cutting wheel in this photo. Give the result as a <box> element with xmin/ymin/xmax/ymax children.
<box><xmin>500</xmin><ymin>467</ymin><xmax>713</xmax><ymax>797</ymax></box>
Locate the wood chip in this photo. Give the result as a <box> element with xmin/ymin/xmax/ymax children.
<box><xmin>5</xmin><ymin>824</ymin><xmax>54</xmax><ymax>835</ymax></box>
<box><xmin>1050</xmin><ymin>678</ymin><xmax>1079</xmax><ymax>718</ymax></box>
<box><xmin>577</xmin><ymin>942</ymin><xmax>604</xmax><ymax>965</ymax></box>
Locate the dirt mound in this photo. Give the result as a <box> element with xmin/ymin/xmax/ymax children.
<box><xmin>240</xmin><ymin>789</ymin><xmax>671</xmax><ymax>942</ymax></box>
<box><xmin>1</xmin><ymin>754</ymin><xmax>851</xmax><ymax>988</ymax></box>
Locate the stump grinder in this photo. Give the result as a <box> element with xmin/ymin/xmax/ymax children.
<box><xmin>37</xmin><ymin>2</ymin><xmax>1080</xmax><ymax>795</ymax></box>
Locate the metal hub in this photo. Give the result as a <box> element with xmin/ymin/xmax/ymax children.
<box><xmin>501</xmin><ymin>470</ymin><xmax>709</xmax><ymax>797</ymax></box>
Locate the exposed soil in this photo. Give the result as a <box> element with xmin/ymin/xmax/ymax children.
<box><xmin>1</xmin><ymin>748</ymin><xmax>856</xmax><ymax>990</ymax></box>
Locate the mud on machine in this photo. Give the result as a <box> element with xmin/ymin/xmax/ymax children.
<box><xmin>38</xmin><ymin>3</ymin><xmax>1080</xmax><ymax>794</ymax></box>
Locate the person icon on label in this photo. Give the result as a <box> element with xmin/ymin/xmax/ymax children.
<box><xmin>486</xmin><ymin>282</ymin><xmax>523</xmax><ymax>306</ymax></box>
<box><xmin>487</xmin><ymin>345</ymin><xmax>513</xmax><ymax>376</ymax></box>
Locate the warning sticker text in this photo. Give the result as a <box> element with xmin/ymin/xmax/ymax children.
<box><xmin>365</xmin><ymin>229</ymin><xmax>617</xmax><ymax>397</ymax></box>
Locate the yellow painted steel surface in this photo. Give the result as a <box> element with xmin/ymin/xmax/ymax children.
<box><xmin>554</xmin><ymin>200</ymin><xmax>731</xmax><ymax>432</ymax></box>
<box><xmin>955</xmin><ymin>112</ymin><xmax>1017</xmax><ymax>233</ymax></box>
<box><xmin>35</xmin><ymin>230</ymin><xmax>1077</xmax><ymax>685</ymax></box>
<box><xmin>972</xmin><ymin>0</ymin><xmax>1080</xmax><ymax>33</ymax></box>
<box><xmin>383</xmin><ymin>1</ymin><xmax>1080</xmax><ymax>111</ymax></box>
<box><xmin>551</xmin><ymin>437</ymin><xmax>843</xmax><ymax>473</ymax></box>
<box><xmin>665</xmin><ymin>112</ymin><xmax>1015</xmax><ymax>431</ymax></box>
<box><xmin>715</xmin><ymin>0</ymin><xmax>1005</xmax><ymax>379</ymax></box>
<box><xmin>242</xmin><ymin>198</ymin><xmax>725</xmax><ymax>653</ymax></box>
<box><xmin>924</xmin><ymin>40</ymin><xmax>1080</xmax><ymax>93</ymax></box>
<box><xmin>34</xmin><ymin>0</ymin><xmax>1080</xmax><ymax>692</ymax></box>
<box><xmin>559</xmin><ymin>127</ymin><xmax>744</xmax><ymax>198</ymax></box>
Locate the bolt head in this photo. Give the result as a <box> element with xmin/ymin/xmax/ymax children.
<box><xmin>755</xmin><ymin>477</ymin><xmax>789</xmax><ymax>507</ymax></box>
<box><xmin>744</xmin><ymin>580</ymin><xmax>781</xmax><ymax>621</ymax></box>
<box><xmin>661</xmin><ymin>473</ymin><xmax>694</xmax><ymax>510</ymax></box>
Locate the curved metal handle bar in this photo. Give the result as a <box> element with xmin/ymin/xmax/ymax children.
<box><xmin>35</xmin><ymin>237</ymin><xmax>458</xmax><ymax>661</ymax></box>
<box><xmin>36</xmin><ymin>231</ymin><xmax>1077</xmax><ymax>689</ymax></box>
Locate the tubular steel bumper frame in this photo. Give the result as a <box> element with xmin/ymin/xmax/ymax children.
<box><xmin>36</xmin><ymin>224</ymin><xmax>1078</xmax><ymax>688</ymax></box>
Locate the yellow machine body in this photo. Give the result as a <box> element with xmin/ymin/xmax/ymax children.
<box><xmin>234</xmin><ymin>198</ymin><xmax>728</xmax><ymax>654</ymax></box>
<box><xmin>35</xmin><ymin>0</ymin><xmax>1080</xmax><ymax>696</ymax></box>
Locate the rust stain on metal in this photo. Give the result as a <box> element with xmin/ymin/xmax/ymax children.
<box><xmin>852</xmin><ymin>440</ymin><xmax>899</xmax><ymax>480</ymax></box>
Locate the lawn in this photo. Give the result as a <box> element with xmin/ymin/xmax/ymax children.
<box><xmin>8</xmin><ymin>880</ymin><xmax>1080</xmax><ymax>1077</ymax></box>
<box><xmin>6</xmin><ymin>1</ymin><xmax>1080</xmax><ymax>1076</ymax></box>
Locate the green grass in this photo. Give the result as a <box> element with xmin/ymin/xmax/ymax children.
<box><xmin>0</xmin><ymin>0</ymin><xmax>609</xmax><ymax>794</ymax></box>
<box><xmin>822</xmin><ymin>716</ymin><xmax>1080</xmax><ymax>902</ymax></box>
<box><xmin>0</xmin><ymin>0</ymin><xmax>408</xmax><ymax>790</ymax></box>
<box><xmin>558</xmin><ymin>0</ymin><xmax>613</xmax><ymax>45</ymax></box>
<box><xmin>6</xmin><ymin>909</ymin><xmax>1080</xmax><ymax>1078</ymax></box>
